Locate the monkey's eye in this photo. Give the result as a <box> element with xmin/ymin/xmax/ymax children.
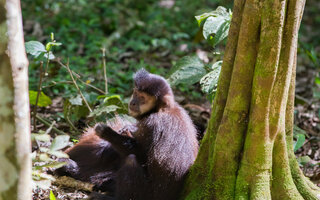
<box><xmin>139</xmin><ymin>97</ymin><xmax>145</xmax><ymax>104</ymax></box>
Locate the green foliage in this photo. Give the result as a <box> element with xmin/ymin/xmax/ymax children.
<box><xmin>50</xmin><ymin>135</ymin><xmax>70</xmax><ymax>151</ymax></box>
<box><xmin>25</xmin><ymin>41</ymin><xmax>48</xmax><ymax>58</ymax></box>
<box><xmin>297</xmin><ymin>156</ymin><xmax>311</xmax><ymax>166</ymax></box>
<box><xmin>195</xmin><ymin>6</ymin><xmax>232</xmax><ymax>47</ymax></box>
<box><xmin>49</xmin><ymin>190</ymin><xmax>57</xmax><ymax>200</ymax></box>
<box><xmin>294</xmin><ymin>134</ymin><xmax>306</xmax><ymax>153</ymax></box>
<box><xmin>63</xmin><ymin>98</ymin><xmax>90</xmax><ymax>124</ymax></box>
<box><xmin>23</xmin><ymin>0</ymin><xmax>192</xmax><ymax>88</ymax></box>
<box><xmin>89</xmin><ymin>95</ymin><xmax>131</xmax><ymax>122</ymax></box>
<box><xmin>25</xmin><ymin>39</ymin><xmax>60</xmax><ymax>60</ymax></box>
<box><xmin>32</xmin><ymin>131</ymin><xmax>69</xmax><ymax>190</ymax></box>
<box><xmin>168</xmin><ymin>55</ymin><xmax>206</xmax><ymax>86</ymax></box>
<box><xmin>89</xmin><ymin>105</ymin><xmax>120</xmax><ymax>118</ymax></box>
<box><xmin>22</xmin><ymin>0</ymin><xmax>229</xmax><ymax>100</ymax></box>
<box><xmin>293</xmin><ymin>125</ymin><xmax>306</xmax><ymax>152</ymax></box>
<box><xmin>68</xmin><ymin>94</ymin><xmax>83</xmax><ymax>106</ymax></box>
<box><xmin>200</xmin><ymin>61</ymin><xmax>222</xmax><ymax>94</ymax></box>
<box><xmin>29</xmin><ymin>90</ymin><xmax>52</xmax><ymax>107</ymax></box>
<box><xmin>167</xmin><ymin>7</ymin><xmax>229</xmax><ymax>96</ymax></box>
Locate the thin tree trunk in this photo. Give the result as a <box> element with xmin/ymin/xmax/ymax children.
<box><xmin>182</xmin><ymin>0</ymin><xmax>320</xmax><ymax>199</ymax></box>
<box><xmin>0</xmin><ymin>0</ymin><xmax>31</xmax><ymax>199</ymax></box>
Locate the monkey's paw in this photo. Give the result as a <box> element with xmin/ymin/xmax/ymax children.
<box><xmin>94</xmin><ymin>123</ymin><xmax>114</xmax><ymax>138</ymax></box>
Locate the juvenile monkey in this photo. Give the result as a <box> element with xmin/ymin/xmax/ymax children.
<box><xmin>94</xmin><ymin>69</ymin><xmax>199</xmax><ymax>200</ymax></box>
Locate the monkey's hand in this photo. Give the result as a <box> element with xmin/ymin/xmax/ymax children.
<box><xmin>119</xmin><ymin>124</ymin><xmax>137</xmax><ymax>138</ymax></box>
<box><xmin>94</xmin><ymin>123</ymin><xmax>115</xmax><ymax>139</ymax></box>
<box><xmin>95</xmin><ymin>123</ymin><xmax>138</xmax><ymax>157</ymax></box>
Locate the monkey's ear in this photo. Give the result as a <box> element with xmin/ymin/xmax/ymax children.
<box><xmin>161</xmin><ymin>94</ymin><xmax>174</xmax><ymax>108</ymax></box>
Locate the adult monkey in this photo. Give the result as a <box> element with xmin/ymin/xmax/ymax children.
<box><xmin>57</xmin><ymin>69</ymin><xmax>199</xmax><ymax>200</ymax></box>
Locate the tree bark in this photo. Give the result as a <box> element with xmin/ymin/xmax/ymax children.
<box><xmin>182</xmin><ymin>0</ymin><xmax>320</xmax><ymax>199</ymax></box>
<box><xmin>0</xmin><ymin>0</ymin><xmax>31</xmax><ymax>199</ymax></box>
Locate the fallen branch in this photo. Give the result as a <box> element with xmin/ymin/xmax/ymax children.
<box><xmin>53</xmin><ymin>176</ymin><xmax>94</xmax><ymax>192</ymax></box>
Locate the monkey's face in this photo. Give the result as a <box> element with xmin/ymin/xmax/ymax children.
<box><xmin>129</xmin><ymin>89</ymin><xmax>156</xmax><ymax>118</ymax></box>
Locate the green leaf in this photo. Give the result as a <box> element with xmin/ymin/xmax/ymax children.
<box><xmin>200</xmin><ymin>61</ymin><xmax>222</xmax><ymax>94</ymax></box>
<box><xmin>103</xmin><ymin>95</ymin><xmax>122</xmax><ymax>105</ymax></box>
<box><xmin>29</xmin><ymin>90</ymin><xmax>52</xmax><ymax>107</ymax></box>
<box><xmin>69</xmin><ymin>95</ymin><xmax>83</xmax><ymax>106</ymax></box>
<box><xmin>63</xmin><ymin>100</ymin><xmax>90</xmax><ymax>123</ymax></box>
<box><xmin>203</xmin><ymin>16</ymin><xmax>230</xmax><ymax>47</ymax></box>
<box><xmin>195</xmin><ymin>6</ymin><xmax>230</xmax><ymax>26</ymax></box>
<box><xmin>297</xmin><ymin>156</ymin><xmax>311</xmax><ymax>166</ymax></box>
<box><xmin>89</xmin><ymin>105</ymin><xmax>120</xmax><ymax>117</ymax></box>
<box><xmin>195</xmin><ymin>12</ymin><xmax>215</xmax><ymax>26</ymax></box>
<box><xmin>50</xmin><ymin>33</ymin><xmax>55</xmax><ymax>41</ymax></box>
<box><xmin>102</xmin><ymin>95</ymin><xmax>127</xmax><ymax>113</ymax></box>
<box><xmin>39</xmin><ymin>153</ymin><xmax>51</xmax><ymax>162</ymax></box>
<box><xmin>195</xmin><ymin>7</ymin><xmax>231</xmax><ymax>47</ymax></box>
<box><xmin>50</xmin><ymin>190</ymin><xmax>57</xmax><ymax>200</ymax></box>
<box><xmin>313</xmin><ymin>91</ymin><xmax>320</xmax><ymax>99</ymax></box>
<box><xmin>25</xmin><ymin>41</ymin><xmax>46</xmax><ymax>58</ymax></box>
<box><xmin>34</xmin><ymin>161</ymin><xmax>67</xmax><ymax>170</ymax></box>
<box><xmin>32</xmin><ymin>170</ymin><xmax>55</xmax><ymax>181</ymax></box>
<box><xmin>293</xmin><ymin>125</ymin><xmax>306</xmax><ymax>138</ymax></box>
<box><xmin>32</xmin><ymin>179</ymin><xmax>52</xmax><ymax>190</ymax></box>
<box><xmin>315</xmin><ymin>77</ymin><xmax>320</xmax><ymax>85</ymax></box>
<box><xmin>39</xmin><ymin>147</ymin><xmax>49</xmax><ymax>153</ymax></box>
<box><xmin>47</xmin><ymin>150</ymin><xmax>69</xmax><ymax>158</ymax></box>
<box><xmin>31</xmin><ymin>133</ymin><xmax>51</xmax><ymax>142</ymax></box>
<box><xmin>46</xmin><ymin>41</ymin><xmax>62</xmax><ymax>51</ymax></box>
<box><xmin>50</xmin><ymin>135</ymin><xmax>70</xmax><ymax>151</ymax></box>
<box><xmin>45</xmin><ymin>51</ymin><xmax>55</xmax><ymax>60</ymax></box>
<box><xmin>294</xmin><ymin>134</ymin><xmax>305</xmax><ymax>152</ymax></box>
<box><xmin>167</xmin><ymin>55</ymin><xmax>206</xmax><ymax>86</ymax></box>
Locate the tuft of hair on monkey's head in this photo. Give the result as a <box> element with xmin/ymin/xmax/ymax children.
<box><xmin>133</xmin><ymin>69</ymin><xmax>174</xmax><ymax>108</ymax></box>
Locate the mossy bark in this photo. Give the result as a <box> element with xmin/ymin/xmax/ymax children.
<box><xmin>0</xmin><ymin>0</ymin><xmax>31</xmax><ymax>199</ymax></box>
<box><xmin>182</xmin><ymin>0</ymin><xmax>320</xmax><ymax>199</ymax></box>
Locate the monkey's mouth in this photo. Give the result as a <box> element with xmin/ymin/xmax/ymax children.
<box><xmin>129</xmin><ymin>108</ymin><xmax>140</xmax><ymax>117</ymax></box>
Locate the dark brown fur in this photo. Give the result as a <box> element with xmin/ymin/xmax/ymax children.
<box><xmin>56</xmin><ymin>69</ymin><xmax>199</xmax><ymax>200</ymax></box>
<box><xmin>55</xmin><ymin>128</ymin><xmax>120</xmax><ymax>192</ymax></box>
<box><xmin>94</xmin><ymin>69</ymin><xmax>199</xmax><ymax>200</ymax></box>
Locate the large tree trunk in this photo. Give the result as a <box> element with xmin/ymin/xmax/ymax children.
<box><xmin>0</xmin><ymin>0</ymin><xmax>31</xmax><ymax>199</ymax></box>
<box><xmin>182</xmin><ymin>0</ymin><xmax>320</xmax><ymax>199</ymax></box>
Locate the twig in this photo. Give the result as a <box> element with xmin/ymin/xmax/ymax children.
<box><xmin>65</xmin><ymin>115</ymin><xmax>79</xmax><ymax>132</ymax></box>
<box><xmin>65</xmin><ymin>59</ymin><xmax>93</xmax><ymax>112</ymax></box>
<box><xmin>56</xmin><ymin>60</ymin><xmax>81</xmax><ymax>79</ymax></box>
<box><xmin>35</xmin><ymin>115</ymin><xmax>66</xmax><ymax>135</ymax></box>
<box><xmin>44</xmin><ymin>51</ymin><xmax>50</xmax><ymax>76</ymax></box>
<box><xmin>64</xmin><ymin>104</ymin><xmax>79</xmax><ymax>132</ymax></box>
<box><xmin>77</xmin><ymin>78</ymin><xmax>105</xmax><ymax>95</ymax></box>
<box><xmin>101</xmin><ymin>48</ymin><xmax>108</xmax><ymax>94</ymax></box>
<box><xmin>42</xmin><ymin>81</ymin><xmax>73</xmax><ymax>88</ymax></box>
<box><xmin>44</xmin><ymin>121</ymin><xmax>56</xmax><ymax>135</ymax></box>
<box><xmin>56</xmin><ymin>60</ymin><xmax>105</xmax><ymax>94</ymax></box>
<box><xmin>33</xmin><ymin>61</ymin><xmax>44</xmax><ymax>131</ymax></box>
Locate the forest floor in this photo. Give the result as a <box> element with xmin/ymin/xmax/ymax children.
<box><xmin>31</xmin><ymin>66</ymin><xmax>320</xmax><ymax>200</ymax></box>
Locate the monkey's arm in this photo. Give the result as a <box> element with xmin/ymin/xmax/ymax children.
<box><xmin>95</xmin><ymin>124</ymin><xmax>143</xmax><ymax>159</ymax></box>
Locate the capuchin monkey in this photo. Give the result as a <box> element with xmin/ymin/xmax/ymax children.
<box><xmin>56</xmin><ymin>69</ymin><xmax>199</xmax><ymax>200</ymax></box>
